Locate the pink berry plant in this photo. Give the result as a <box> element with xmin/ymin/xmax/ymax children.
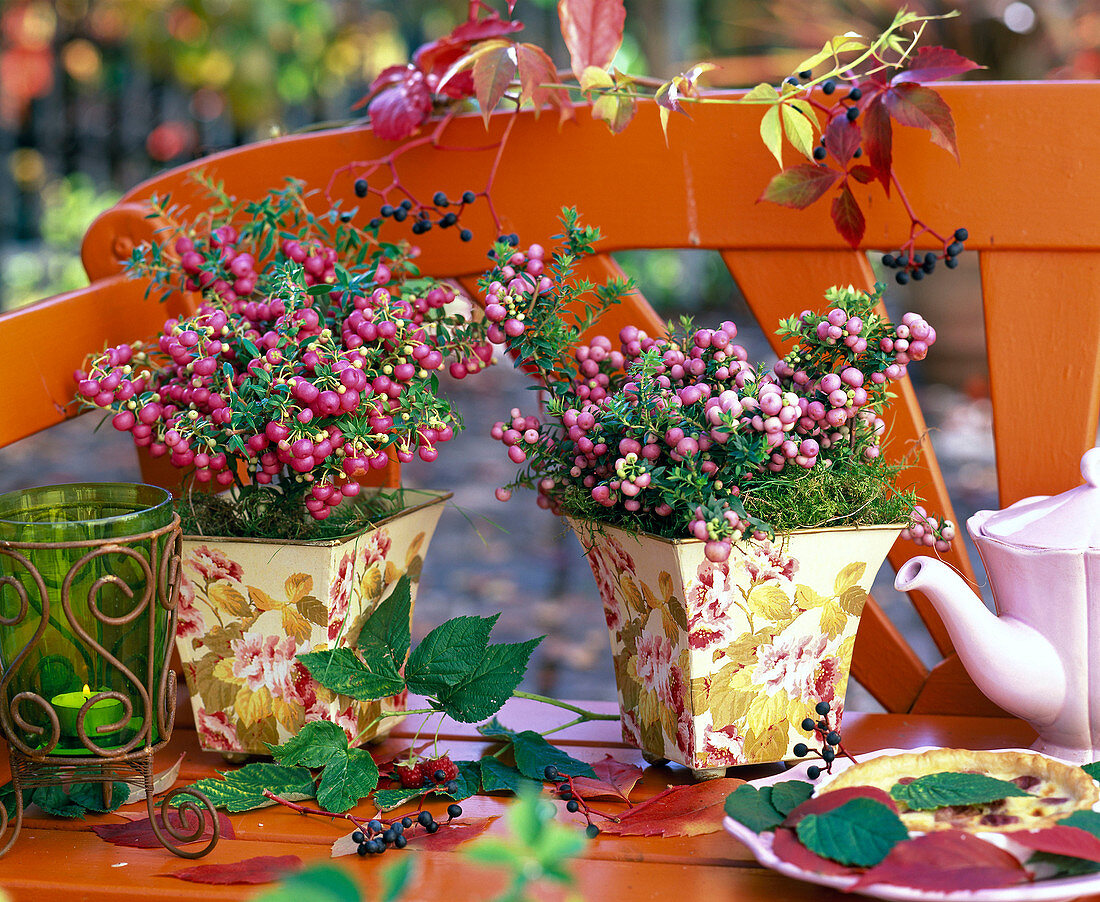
<box><xmin>488</xmin><ymin>210</ymin><xmax>951</xmax><ymax>562</ymax></box>
<box><xmin>75</xmin><ymin>177</ymin><xmax>495</xmax><ymax>532</ymax></box>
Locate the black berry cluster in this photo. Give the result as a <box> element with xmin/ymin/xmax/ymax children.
<box><xmin>544</xmin><ymin>765</ymin><xmax>602</xmax><ymax>838</ymax></box>
<box><xmin>792</xmin><ymin>700</ymin><xmax>849</xmax><ymax>780</ymax></box>
<box><xmin>351</xmin><ymin>178</ymin><xmax>478</xmax><ymax>241</ymax></box>
<box><xmin>881</xmin><ymin>228</ymin><xmax>968</xmax><ymax>285</ymax></box>
<box><xmin>352</xmin><ymin>804</ymin><xmax>461</xmax><ymax>856</ymax></box>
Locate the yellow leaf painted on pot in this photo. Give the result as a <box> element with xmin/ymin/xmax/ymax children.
<box><xmin>638</xmin><ymin>687</ymin><xmax>661</xmax><ymax>727</ymax></box>
<box><xmin>659</xmin><ymin>700</ymin><xmax>677</xmax><ymax>742</ymax></box>
<box><xmin>271</xmin><ymin>695</ymin><xmax>304</xmax><ymax>733</ymax></box>
<box><xmin>788</xmin><ymin>696</ymin><xmax>812</xmax><ymax>728</ymax></box>
<box><xmin>619</xmin><ymin>669</ymin><xmax>640</xmax><ymax>713</ymax></box>
<box><xmin>281</xmin><ymin>606</ymin><xmax>313</xmax><ymax>644</ymax></box>
<box><xmin>667</xmin><ymin>596</ymin><xmax>689</xmax><ymax>632</ymax></box>
<box><xmin>234</xmin><ymin>684</ymin><xmax>272</xmax><ymax>726</ymax></box>
<box><xmin>834</xmin><ymin>562</ymin><xmax>867</xmax><ymax>595</ymax></box>
<box><xmin>837</xmin><ymin>634</ymin><xmax>856</xmax><ymax>664</ymax></box>
<box><xmin>691</xmin><ymin>675</ymin><xmax>709</xmax><ymax>711</ymax></box>
<box><xmin>745</xmin><ymin>722</ymin><xmax>788</xmax><ymax>762</ymax></box>
<box><xmin>748</xmin><ymin>585</ymin><xmax>792</xmax><ymax>621</ymax></box>
<box><xmin>200</xmin><ymin>623</ymin><xmax>243</xmax><ymax>658</ymax></box>
<box><xmin>746</xmin><ymin>689</ymin><xmax>790</xmax><ymax>736</ymax></box>
<box><xmin>619</xmin><ymin>575</ymin><xmax>645</xmax><ymax>618</ymax></box>
<box><xmin>722</xmin><ymin>629</ymin><xmax>775</xmax><ymax>667</ymax></box>
<box><xmin>248</xmin><ymin>585</ymin><xmax>283</xmax><ymax>613</ymax></box>
<box><xmin>212</xmin><ymin>657</ymin><xmax>242</xmax><ymax>686</ymax></box>
<box><xmin>794</xmin><ymin>585</ymin><xmax>829</xmax><ymax>610</ymax></box>
<box><xmin>658</xmin><ymin>571</ymin><xmax>675</xmax><ymax>602</ymax></box>
<box><xmin>359</xmin><ymin>563</ymin><xmax>383</xmax><ymax>604</ymax></box>
<box><xmin>711</xmin><ymin>684</ymin><xmax>754</xmax><ymax>727</ymax></box>
<box><xmin>209</xmin><ymin>584</ymin><xmax>252</xmax><ymax>617</ymax></box>
<box><xmin>297</xmin><ymin>595</ymin><xmax>328</xmax><ymax>627</ymax></box>
<box><xmin>192</xmin><ymin>655</ymin><xmax>239</xmax><ymax>710</ymax></box>
<box><xmin>838</xmin><ymin>586</ymin><xmax>867</xmax><ymax>616</ymax></box>
<box><xmin>819</xmin><ymin>600</ymin><xmax>847</xmax><ymax>639</ymax></box>
<box><xmin>406</xmin><ymin>531</ymin><xmax>425</xmax><ymax>565</ymax></box>
<box><xmin>641</xmin><ymin>716</ymin><xmax>664</xmax><ymax>755</ymax></box>
<box><xmin>660</xmin><ymin>610</ymin><xmax>679</xmax><ymax>644</ymax></box>
<box><xmin>384</xmin><ymin>561</ymin><xmax>399</xmax><ymax>586</ymax></box>
<box><xmin>238</xmin><ymin>717</ymin><xmax>278</xmax><ymax>750</ymax></box>
<box><xmin>284</xmin><ymin>573</ymin><xmax>313</xmax><ymax>605</ymax></box>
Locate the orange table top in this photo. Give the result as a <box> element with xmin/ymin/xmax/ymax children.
<box><xmin>0</xmin><ymin>700</ymin><xmax>1090</xmax><ymax>902</ymax></box>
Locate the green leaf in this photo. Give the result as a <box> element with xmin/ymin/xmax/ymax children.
<box><xmin>723</xmin><ymin>784</ymin><xmax>785</xmax><ymax>833</ymax></box>
<box><xmin>796</xmin><ymin>797</ymin><xmax>909</xmax><ymax>867</ymax></box>
<box><xmin>253</xmin><ymin>863</ymin><xmax>362</xmax><ymax>902</ymax></box>
<box><xmin>434</xmin><ymin>637</ymin><xmax>542</xmax><ymax>723</ymax></box>
<box><xmin>269</xmin><ymin>720</ymin><xmax>348</xmax><ymax>768</ymax></box>
<box><xmin>67</xmin><ymin>781</ymin><xmax>131</xmax><ymax>814</ymax></box>
<box><xmin>769</xmin><ymin>780</ymin><xmax>815</xmax><ymax>817</ymax></box>
<box><xmin>182</xmin><ymin>763</ymin><xmax>316</xmax><ymax>813</ymax></box>
<box><xmin>480</xmin><ymin>757</ymin><xmax>544</xmax><ymax>795</ymax></box>
<box><xmin>316</xmin><ymin>747</ymin><xmax>379</xmax><ymax>814</ymax></box>
<box><xmin>759</xmin><ymin>104</ymin><xmax>783</xmax><ymax>167</ymax></box>
<box><xmin>405</xmin><ymin>614</ymin><xmax>498</xmax><ymax>698</ymax></box>
<box><xmin>297</xmin><ymin>647</ymin><xmax>404</xmax><ymax>701</ymax></box>
<box><xmin>1027</xmin><ymin>851</ymin><xmax>1100</xmax><ymax>877</ymax></box>
<box><xmin>759</xmin><ymin>164</ymin><xmax>840</xmax><ymax>209</ymax></box>
<box><xmin>890</xmin><ymin>772</ymin><xmax>1031</xmax><ymax>810</ymax></box>
<box><xmin>358</xmin><ymin>575</ymin><xmax>412</xmax><ymax>668</ymax></box>
<box><xmin>780</xmin><ymin>102</ymin><xmax>815</xmax><ymax>160</ymax></box>
<box><xmin>379</xmin><ymin>857</ymin><xmax>414</xmax><ymax>902</ymax></box>
<box><xmin>1081</xmin><ymin>762</ymin><xmax>1100</xmax><ymax>782</ymax></box>
<box><xmin>1059</xmin><ymin>810</ymin><xmax>1100</xmax><ymax>837</ymax></box>
<box><xmin>476</xmin><ymin>717</ymin><xmax>521</xmax><ymax>742</ymax></box>
<box><xmin>511</xmin><ymin>731</ymin><xmax>595</xmax><ymax>780</ymax></box>
<box><xmin>372</xmin><ymin>786</ymin><xmax>432</xmax><ymax>812</ymax></box>
<box><xmin>32</xmin><ymin>785</ymin><xmax>88</xmax><ymax>818</ymax></box>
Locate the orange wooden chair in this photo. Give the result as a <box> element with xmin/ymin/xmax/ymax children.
<box><xmin>3</xmin><ymin>81</ymin><xmax>1099</xmax><ymax>718</ymax></box>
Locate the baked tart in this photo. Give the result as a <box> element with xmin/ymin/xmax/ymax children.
<box><xmin>818</xmin><ymin>748</ymin><xmax>1099</xmax><ymax>833</ymax></box>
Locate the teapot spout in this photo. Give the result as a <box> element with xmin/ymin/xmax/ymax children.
<box><xmin>895</xmin><ymin>557</ymin><xmax>1066</xmax><ymax>726</ymax></box>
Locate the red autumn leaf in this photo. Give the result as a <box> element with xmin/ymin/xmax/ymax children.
<box><xmin>883</xmin><ymin>82</ymin><xmax>959</xmax><ymax>160</ymax></box>
<box><xmin>164</xmin><ymin>855</ymin><xmax>302</xmax><ymax>886</ymax></box>
<box><xmin>1010</xmin><ymin>825</ymin><xmax>1100</xmax><ymax>863</ymax></box>
<box><xmin>758</xmin><ymin>164</ymin><xmax>840</xmax><ymax>209</ymax></box>
<box><xmin>92</xmin><ymin>810</ymin><xmax>233</xmax><ymax>849</ymax></box>
<box><xmin>771</xmin><ymin>827</ymin><xmax>861</xmax><ymax>877</ymax></box>
<box><xmin>473</xmin><ymin>42</ymin><xmax>519</xmax><ymax>125</ymax></box>
<box><xmin>515</xmin><ymin>43</ymin><xmax>575</xmax><ymax>123</ymax></box>
<box><xmin>783</xmin><ymin>785</ymin><xmax>897</xmax><ymax>829</ymax></box>
<box><xmin>849</xmin><ymin>165</ymin><xmax>876</xmax><ymax>184</ymax></box>
<box><xmin>570</xmin><ymin>754</ymin><xmax>643</xmax><ymax>802</ymax></box>
<box><xmin>853</xmin><ymin>831</ymin><xmax>1032</xmax><ymax>892</ymax></box>
<box><xmin>892</xmin><ymin>46</ymin><xmax>982</xmax><ymax>84</ymax></box>
<box><xmin>599</xmin><ymin>778</ymin><xmax>743</xmax><ymax>837</ymax></box>
<box><xmin>831</xmin><ymin>183</ymin><xmax>866</xmax><ymax>248</ymax></box>
<box><xmin>862</xmin><ymin>97</ymin><xmax>892</xmax><ymax>194</ymax></box>
<box><xmin>558</xmin><ymin>0</ymin><xmax>627</xmax><ymax>82</ymax></box>
<box><xmin>364</xmin><ymin>66</ymin><xmax>433</xmax><ymax>141</ymax></box>
<box><xmin>416</xmin><ymin>11</ymin><xmax>524</xmax><ymax>99</ymax></box>
<box><xmin>824</xmin><ymin>115</ymin><xmax>861</xmax><ymax>166</ymax></box>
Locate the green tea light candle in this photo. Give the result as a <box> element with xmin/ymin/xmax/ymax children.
<box><xmin>51</xmin><ymin>684</ymin><xmax>125</xmax><ymax>740</ymax></box>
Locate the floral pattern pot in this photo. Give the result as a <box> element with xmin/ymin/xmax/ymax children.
<box><xmin>177</xmin><ymin>489</ymin><xmax>449</xmax><ymax>755</ymax></box>
<box><xmin>569</xmin><ymin>519</ymin><xmax>901</xmax><ymax>772</ymax></box>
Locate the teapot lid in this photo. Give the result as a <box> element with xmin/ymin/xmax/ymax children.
<box><xmin>978</xmin><ymin>447</ymin><xmax>1100</xmax><ymax>551</ymax></box>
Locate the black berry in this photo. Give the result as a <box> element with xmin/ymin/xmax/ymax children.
<box><xmin>911</xmin><ymin>267</ymin><xmax>924</xmax><ymax>281</ymax></box>
<box><xmin>401</xmin><ymin>817</ymin><xmax>413</xmax><ymax>829</ymax></box>
<box><xmin>822</xmin><ymin>746</ymin><xmax>836</xmax><ymax>763</ymax></box>
<box><xmin>382</xmin><ymin>828</ymin><xmax>397</xmax><ymax>844</ymax></box>
<box><xmin>399</xmin><ymin>199</ymin><xmax>412</xmax><ymax>210</ymax></box>
<box><xmin>800</xmin><ymin>717</ymin><xmax>815</xmax><ymax>731</ymax></box>
<box><xmin>825</xmin><ymin>731</ymin><xmax>841</xmax><ymax>746</ymax></box>
<box><xmin>784</xmin><ymin>76</ymin><xmax>799</xmax><ymax>86</ymax></box>
<box><xmin>896</xmin><ymin>270</ymin><xmax>910</xmax><ymax>285</ymax></box>
<box><xmin>459</xmin><ymin>229</ymin><xmax>473</xmax><ymax>242</ymax></box>
<box><xmin>846</xmin><ymin>106</ymin><xmax>859</xmax><ymax>121</ymax></box>
<box><xmin>352</xmin><ymin>830</ymin><xmax>364</xmax><ymax>843</ymax></box>
<box><xmin>357</xmin><ymin>842</ymin><xmax>369</xmax><ymax>857</ymax></box>
<box><xmin>945</xmin><ymin>256</ymin><xmax>959</xmax><ymax>269</ymax></box>
<box><xmin>793</xmin><ymin>742</ymin><xmax>808</xmax><ymax>757</ymax></box>
<box><xmin>815</xmin><ymin>701</ymin><xmax>830</xmax><ymax>715</ymax></box>
<box><xmin>417</xmin><ymin>811</ymin><xmax>434</xmax><ymax>827</ymax></box>
<box><xmin>433</xmin><ymin>191</ymin><xmax>449</xmax><ymax>206</ymax></box>
<box><xmin>798</xmin><ymin>70</ymin><xmax>812</xmax><ymax>80</ymax></box>
<box><xmin>853</xmin><ymin>147</ymin><xmax>862</xmax><ymax>157</ymax></box>
<box><xmin>393</xmin><ymin>207</ymin><xmax>407</xmax><ymax>222</ymax></box>
<box><xmin>566</xmin><ymin>800</ymin><xmax>580</xmax><ymax>813</ymax></box>
<box><xmin>380</xmin><ymin>204</ymin><xmax>394</xmax><ymax>217</ymax></box>
<box><xmin>817</xmin><ymin>720</ymin><xmax>828</xmax><ymax>731</ymax></box>
<box><xmin>394</xmin><ymin>835</ymin><xmax>407</xmax><ymax>849</ymax></box>
<box><xmin>946</xmin><ymin>241</ymin><xmax>963</xmax><ymax>257</ymax></box>
<box><xmin>447</xmin><ymin>804</ymin><xmax>463</xmax><ymax>819</ymax></box>
<box><xmin>586</xmin><ymin>824</ymin><xmax>600</xmax><ymax>838</ymax></box>
<box><xmin>813</xmin><ymin>146</ymin><xmax>827</xmax><ymax>161</ymax></box>
<box><xmin>807</xmin><ymin>765</ymin><xmax>822</xmax><ymax>779</ymax></box>
<box><xmin>426</xmin><ymin>822</ymin><xmax>439</xmax><ymax>834</ymax></box>
<box><xmin>445</xmin><ymin>780</ymin><xmax>458</xmax><ymax>794</ymax></box>
<box><xmin>369</xmin><ymin>218</ymin><xmax>382</xmax><ymax>229</ymax></box>
<box><xmin>340</xmin><ymin>211</ymin><xmax>352</xmax><ymax>223</ymax></box>
<box><xmin>822</xmin><ymin>80</ymin><xmax>836</xmax><ymax>94</ymax></box>
<box><xmin>368</xmin><ymin>819</ymin><xmax>383</xmax><ymax>833</ymax></box>
<box><xmin>847</xmin><ymin>87</ymin><xmax>862</xmax><ymax>101</ymax></box>
<box><xmin>354</xmin><ymin>178</ymin><xmax>368</xmax><ymax>197</ymax></box>
<box><xmin>882</xmin><ymin>254</ymin><xmax>896</xmax><ymax>268</ymax></box>
<box><xmin>545</xmin><ymin>765</ymin><xmax>560</xmax><ymax>781</ymax></box>
<box><xmin>440</xmin><ymin>212</ymin><xmax>457</xmax><ymax>227</ymax></box>
<box><xmin>461</xmin><ymin>190</ymin><xmax>476</xmax><ymax>204</ymax></box>
<box><xmin>433</xmin><ymin>769</ymin><xmax>447</xmax><ymax>783</ymax></box>
<box><xmin>954</xmin><ymin>227</ymin><xmax>968</xmax><ymax>241</ymax></box>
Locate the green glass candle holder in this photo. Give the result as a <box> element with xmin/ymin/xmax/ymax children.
<box><xmin>0</xmin><ymin>482</ymin><xmax>218</xmax><ymax>858</ymax></box>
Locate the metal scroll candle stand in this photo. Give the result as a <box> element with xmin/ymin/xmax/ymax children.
<box><xmin>0</xmin><ymin>483</ymin><xmax>218</xmax><ymax>858</ymax></box>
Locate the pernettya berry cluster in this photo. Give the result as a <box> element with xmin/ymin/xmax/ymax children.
<box><xmin>792</xmin><ymin>700</ymin><xmax>850</xmax><ymax>779</ymax></box>
<box><xmin>353</xmin><ymin>178</ymin><xmax>478</xmax><ymax>242</ymax></box>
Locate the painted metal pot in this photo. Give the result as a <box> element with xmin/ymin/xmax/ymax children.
<box><xmin>569</xmin><ymin>519</ymin><xmax>900</xmax><ymax>773</ymax></box>
<box><xmin>176</xmin><ymin>489</ymin><xmax>448</xmax><ymax>755</ymax></box>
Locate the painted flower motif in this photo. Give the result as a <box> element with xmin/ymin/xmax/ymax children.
<box><xmin>687</xmin><ymin>559</ymin><xmax>739</xmax><ymax>650</ymax></box>
<box><xmin>187</xmin><ymin>544</ymin><xmax>243</xmax><ymax>584</ymax></box>
<box><xmin>702</xmin><ymin>720</ymin><xmax>744</xmax><ymax>766</ymax></box>
<box><xmin>175</xmin><ymin>573</ymin><xmax>205</xmax><ymax>639</ymax></box>
<box><xmin>230</xmin><ymin>632</ymin><xmax>300</xmax><ymax>698</ymax></box>
<box><xmin>287</xmin><ymin>660</ymin><xmax>317</xmax><ymax>710</ymax></box>
<box><xmin>621</xmin><ymin>707</ymin><xmax>642</xmax><ymax>747</ymax></box>
<box><xmin>583</xmin><ymin>545</ymin><xmax>623</xmax><ymax>633</ymax></box>
<box><xmin>321</xmin><ymin>704</ymin><xmax>360</xmax><ymax>743</ymax></box>
<box><xmin>328</xmin><ymin>550</ymin><xmax>357</xmax><ymax>644</ymax></box>
<box><xmin>195</xmin><ymin>707</ymin><xmax>239</xmax><ymax>751</ymax></box>
<box><xmin>604</xmin><ymin>535</ymin><xmax>637</xmax><ymax>575</ymax></box>
<box><xmin>813</xmin><ymin>656</ymin><xmax>841</xmax><ymax>707</ymax></box>
<box><xmin>752</xmin><ymin>632</ymin><xmax>830</xmax><ymax>702</ymax></box>
<box><xmin>635</xmin><ymin>632</ymin><xmax>674</xmax><ymax>697</ymax></box>
<box><xmin>361</xmin><ymin>529</ymin><xmax>392</xmax><ymax>567</ymax></box>
<box><xmin>741</xmin><ymin>540</ymin><xmax>798</xmax><ymax>584</ymax></box>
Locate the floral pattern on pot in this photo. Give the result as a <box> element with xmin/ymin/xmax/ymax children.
<box><xmin>571</xmin><ymin>519</ymin><xmax>901</xmax><ymax>770</ymax></box>
<box><xmin>176</xmin><ymin>489</ymin><xmax>446</xmax><ymax>755</ymax></box>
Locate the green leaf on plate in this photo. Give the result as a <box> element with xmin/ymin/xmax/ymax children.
<box><xmin>769</xmin><ymin>780</ymin><xmax>815</xmax><ymax>817</ymax></box>
<box><xmin>890</xmin><ymin>772</ymin><xmax>1030</xmax><ymax>810</ymax></box>
<box><xmin>723</xmin><ymin>784</ymin><xmax>785</xmax><ymax>833</ymax></box>
<box><xmin>796</xmin><ymin>797</ymin><xmax>908</xmax><ymax>867</ymax></box>
<box><xmin>1081</xmin><ymin>762</ymin><xmax>1100</xmax><ymax>782</ymax></box>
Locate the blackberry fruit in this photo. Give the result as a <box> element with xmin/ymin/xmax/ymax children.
<box><xmin>798</xmin><ymin>70</ymin><xmax>812</xmax><ymax>80</ymax></box>
<box><xmin>881</xmin><ymin>254</ymin><xmax>896</xmax><ymax>268</ymax></box>
<box><xmin>793</xmin><ymin>742</ymin><xmax>808</xmax><ymax>757</ymax></box>
<box><xmin>911</xmin><ymin>268</ymin><xmax>924</xmax><ymax>281</ymax></box>
<box><xmin>399</xmin><ymin>199</ymin><xmax>413</xmax><ymax>210</ymax></box>
<box><xmin>946</xmin><ymin>241</ymin><xmax>963</xmax><ymax>257</ymax></box>
<box><xmin>807</xmin><ymin>765</ymin><xmax>822</xmax><ymax>779</ymax></box>
<box><xmin>825</xmin><ymin>731</ymin><xmax>841</xmax><ymax>746</ymax></box>
<box><xmin>368</xmin><ymin>819</ymin><xmax>383</xmax><ymax>832</ymax></box>
<box><xmin>815</xmin><ymin>702</ymin><xmax>831</xmax><ymax>715</ymax></box>
<box><xmin>340</xmin><ymin>212</ymin><xmax>353</xmax><ymax>223</ymax></box>
<box><xmin>418</xmin><ymin>811</ymin><xmax>434</xmax><ymax>827</ymax></box>
<box><xmin>394</xmin><ymin>835</ymin><xmax>407</xmax><ymax>849</ymax></box>
<box><xmin>447</xmin><ymin>804</ymin><xmax>463</xmax><ymax>819</ymax></box>
<box><xmin>393</xmin><ymin>208</ymin><xmax>407</xmax><ymax>222</ymax></box>
<box><xmin>544</xmin><ymin>764</ymin><xmax>560</xmax><ymax>781</ymax></box>
<box><xmin>369</xmin><ymin>218</ymin><xmax>382</xmax><ymax>229</ymax></box>
<box><xmin>945</xmin><ymin>256</ymin><xmax>959</xmax><ymax>269</ymax></box>
<box><xmin>351</xmin><ymin>831</ymin><xmax>364</xmax><ymax>843</ymax></box>
<box><xmin>896</xmin><ymin>270</ymin><xmax>910</xmax><ymax>285</ymax></box>
<box><xmin>380</xmin><ymin>204</ymin><xmax>394</xmax><ymax>217</ymax></box>
<box><xmin>426</xmin><ymin>822</ymin><xmax>439</xmax><ymax>834</ymax></box>
<box><xmin>440</xmin><ymin>212</ymin><xmax>457</xmax><ymax>227</ymax></box>
<box><xmin>357</xmin><ymin>842</ymin><xmax>369</xmax><ymax>857</ymax></box>
<box><xmin>853</xmin><ymin>147</ymin><xmax>862</xmax><ymax>157</ymax></box>
<box><xmin>401</xmin><ymin>817</ymin><xmax>413</xmax><ymax>829</ymax></box>
<box><xmin>800</xmin><ymin>717</ymin><xmax>815</xmax><ymax>731</ymax></box>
